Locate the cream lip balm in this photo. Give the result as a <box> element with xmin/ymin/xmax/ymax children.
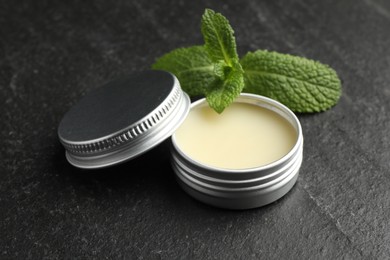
<box><xmin>171</xmin><ymin>93</ymin><xmax>303</xmax><ymax>209</ymax></box>
<box><xmin>174</xmin><ymin>102</ymin><xmax>297</xmax><ymax>169</ymax></box>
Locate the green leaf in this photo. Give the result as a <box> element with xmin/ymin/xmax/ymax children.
<box><xmin>213</xmin><ymin>60</ymin><xmax>228</xmax><ymax>80</ymax></box>
<box><xmin>199</xmin><ymin>9</ymin><xmax>244</xmax><ymax>113</ymax></box>
<box><xmin>152</xmin><ymin>45</ymin><xmax>218</xmax><ymax>96</ymax></box>
<box><xmin>201</xmin><ymin>9</ymin><xmax>238</xmax><ymax>65</ymax></box>
<box><xmin>206</xmin><ymin>60</ymin><xmax>244</xmax><ymax>113</ymax></box>
<box><xmin>241</xmin><ymin>50</ymin><xmax>342</xmax><ymax>112</ymax></box>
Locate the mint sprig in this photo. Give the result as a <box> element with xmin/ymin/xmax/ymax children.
<box><xmin>152</xmin><ymin>9</ymin><xmax>342</xmax><ymax>113</ymax></box>
<box><xmin>153</xmin><ymin>9</ymin><xmax>244</xmax><ymax>113</ymax></box>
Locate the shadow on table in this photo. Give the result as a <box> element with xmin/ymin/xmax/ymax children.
<box><xmin>52</xmin><ymin>139</ymin><xmax>174</xmax><ymax>186</ymax></box>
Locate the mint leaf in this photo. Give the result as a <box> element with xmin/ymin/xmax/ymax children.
<box><xmin>152</xmin><ymin>46</ymin><xmax>217</xmax><ymax>96</ymax></box>
<box><xmin>213</xmin><ymin>60</ymin><xmax>228</xmax><ymax>80</ymax></box>
<box><xmin>200</xmin><ymin>8</ymin><xmax>244</xmax><ymax>113</ymax></box>
<box><xmin>207</xmin><ymin>60</ymin><xmax>244</xmax><ymax>113</ymax></box>
<box><xmin>241</xmin><ymin>50</ymin><xmax>342</xmax><ymax>112</ymax></box>
<box><xmin>201</xmin><ymin>9</ymin><xmax>238</xmax><ymax>65</ymax></box>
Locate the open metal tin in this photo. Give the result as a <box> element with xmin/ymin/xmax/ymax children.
<box><xmin>58</xmin><ymin>71</ymin><xmax>303</xmax><ymax>209</ymax></box>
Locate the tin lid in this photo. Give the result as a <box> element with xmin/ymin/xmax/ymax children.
<box><xmin>58</xmin><ymin>70</ymin><xmax>190</xmax><ymax>169</ymax></box>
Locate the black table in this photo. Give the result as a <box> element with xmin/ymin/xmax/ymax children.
<box><xmin>1</xmin><ymin>0</ymin><xmax>390</xmax><ymax>258</ymax></box>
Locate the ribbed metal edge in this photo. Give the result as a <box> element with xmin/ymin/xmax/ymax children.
<box><xmin>60</xmin><ymin>77</ymin><xmax>182</xmax><ymax>156</ymax></box>
<box><xmin>172</xmin><ymin>146</ymin><xmax>303</xmax><ymax>190</ymax></box>
<box><xmin>175</xmin><ymin>163</ymin><xmax>301</xmax><ymax>210</ymax></box>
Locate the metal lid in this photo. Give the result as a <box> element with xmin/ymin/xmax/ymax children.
<box><xmin>58</xmin><ymin>70</ymin><xmax>190</xmax><ymax>169</ymax></box>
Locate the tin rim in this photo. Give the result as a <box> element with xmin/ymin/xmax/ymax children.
<box><xmin>171</xmin><ymin>93</ymin><xmax>303</xmax><ymax>173</ymax></box>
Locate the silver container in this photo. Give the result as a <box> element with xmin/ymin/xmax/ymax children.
<box><xmin>171</xmin><ymin>94</ymin><xmax>303</xmax><ymax>210</ymax></box>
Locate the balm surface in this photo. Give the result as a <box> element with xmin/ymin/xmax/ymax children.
<box><xmin>174</xmin><ymin>102</ymin><xmax>297</xmax><ymax>169</ymax></box>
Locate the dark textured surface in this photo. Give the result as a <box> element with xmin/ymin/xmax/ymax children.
<box><xmin>1</xmin><ymin>0</ymin><xmax>390</xmax><ymax>259</ymax></box>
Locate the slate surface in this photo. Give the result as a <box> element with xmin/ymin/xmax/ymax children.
<box><xmin>1</xmin><ymin>0</ymin><xmax>390</xmax><ymax>259</ymax></box>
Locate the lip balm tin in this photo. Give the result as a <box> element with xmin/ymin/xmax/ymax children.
<box><xmin>171</xmin><ymin>94</ymin><xmax>303</xmax><ymax>209</ymax></box>
<box><xmin>58</xmin><ymin>71</ymin><xmax>303</xmax><ymax>209</ymax></box>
